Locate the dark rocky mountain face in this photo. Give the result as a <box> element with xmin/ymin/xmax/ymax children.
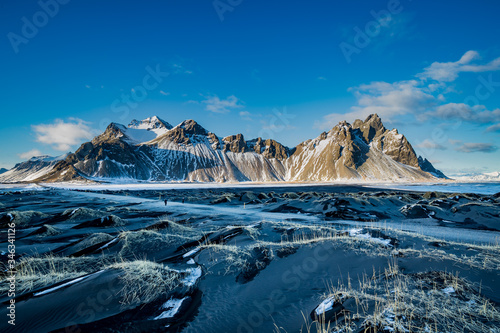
<box><xmin>3</xmin><ymin>114</ymin><xmax>446</xmax><ymax>183</ymax></box>
<box><xmin>418</xmin><ymin>156</ymin><xmax>448</xmax><ymax>179</ymax></box>
<box><xmin>353</xmin><ymin>114</ymin><xmax>419</xmax><ymax>167</ymax></box>
<box><xmin>0</xmin><ymin>168</ymin><xmax>8</xmax><ymax>174</ymax></box>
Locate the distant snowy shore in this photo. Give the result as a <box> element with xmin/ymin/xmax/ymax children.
<box><xmin>1</xmin><ymin>180</ymin><xmax>499</xmax><ymax>195</ymax></box>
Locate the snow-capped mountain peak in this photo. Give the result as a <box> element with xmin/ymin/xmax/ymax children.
<box><xmin>128</xmin><ymin>116</ymin><xmax>172</xmax><ymax>133</ymax></box>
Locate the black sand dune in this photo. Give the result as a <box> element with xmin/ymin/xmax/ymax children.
<box><xmin>1</xmin><ymin>185</ymin><xmax>499</xmax><ymax>332</ymax></box>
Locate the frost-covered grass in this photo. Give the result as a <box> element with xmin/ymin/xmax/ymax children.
<box><xmin>0</xmin><ymin>254</ymin><xmax>107</xmax><ymax>294</ymax></box>
<box><xmin>71</xmin><ymin>233</ymin><xmax>115</xmax><ymax>253</ymax></box>
<box><xmin>369</xmin><ymin>225</ymin><xmax>500</xmax><ymax>271</ymax></box>
<box><xmin>0</xmin><ymin>253</ymin><xmax>185</xmax><ymax>306</ymax></box>
<box><xmin>307</xmin><ymin>260</ymin><xmax>500</xmax><ymax>333</ymax></box>
<box><xmin>200</xmin><ymin>244</ymin><xmax>253</xmax><ymax>275</ymax></box>
<box><xmin>108</xmin><ymin>259</ymin><xmax>182</xmax><ymax>305</ymax></box>
<box><xmin>34</xmin><ymin>224</ymin><xmax>62</xmax><ymax>238</ymax></box>
<box><xmin>2</xmin><ymin>210</ymin><xmax>49</xmax><ymax>228</ymax></box>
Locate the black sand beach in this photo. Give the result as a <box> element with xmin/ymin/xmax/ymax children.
<box><xmin>1</xmin><ymin>185</ymin><xmax>499</xmax><ymax>332</ymax></box>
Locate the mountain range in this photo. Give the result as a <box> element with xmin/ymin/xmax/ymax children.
<box><xmin>448</xmin><ymin>171</ymin><xmax>500</xmax><ymax>182</ymax></box>
<box><xmin>0</xmin><ymin>114</ymin><xmax>446</xmax><ymax>183</ymax></box>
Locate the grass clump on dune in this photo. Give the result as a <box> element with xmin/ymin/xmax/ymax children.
<box><xmin>72</xmin><ymin>233</ymin><xmax>115</xmax><ymax>253</ymax></box>
<box><xmin>0</xmin><ymin>254</ymin><xmax>106</xmax><ymax>294</ymax></box>
<box><xmin>108</xmin><ymin>260</ymin><xmax>183</xmax><ymax>305</ymax></box>
<box><xmin>117</xmin><ymin>229</ymin><xmax>198</xmax><ymax>258</ymax></box>
<box><xmin>305</xmin><ymin>260</ymin><xmax>500</xmax><ymax>333</ymax></box>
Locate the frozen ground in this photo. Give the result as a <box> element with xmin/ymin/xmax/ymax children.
<box><xmin>0</xmin><ymin>185</ymin><xmax>499</xmax><ymax>332</ymax></box>
<box><xmin>1</xmin><ymin>180</ymin><xmax>499</xmax><ymax>194</ymax></box>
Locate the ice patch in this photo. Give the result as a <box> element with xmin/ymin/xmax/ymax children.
<box><xmin>181</xmin><ymin>266</ymin><xmax>202</xmax><ymax>287</ymax></box>
<box><xmin>153</xmin><ymin>297</ymin><xmax>188</xmax><ymax>320</ymax></box>
<box><xmin>34</xmin><ymin>270</ymin><xmax>104</xmax><ymax>296</ymax></box>
<box><xmin>187</xmin><ymin>259</ymin><xmax>195</xmax><ymax>265</ymax></box>
<box><xmin>97</xmin><ymin>238</ymin><xmax>118</xmax><ymax>250</ymax></box>
<box><xmin>315</xmin><ymin>296</ymin><xmax>335</xmax><ymax>316</ymax></box>
<box><xmin>349</xmin><ymin>228</ymin><xmax>392</xmax><ymax>247</ymax></box>
<box><xmin>182</xmin><ymin>247</ymin><xmax>200</xmax><ymax>258</ymax></box>
<box><xmin>442</xmin><ymin>286</ymin><xmax>455</xmax><ymax>294</ymax></box>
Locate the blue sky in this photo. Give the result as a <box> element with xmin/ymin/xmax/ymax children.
<box><xmin>1</xmin><ymin>0</ymin><xmax>500</xmax><ymax>175</ymax></box>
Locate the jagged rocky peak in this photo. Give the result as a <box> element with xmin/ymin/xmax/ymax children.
<box><xmin>128</xmin><ymin>116</ymin><xmax>173</xmax><ymax>130</ymax></box>
<box><xmin>177</xmin><ymin>119</ymin><xmax>208</xmax><ymax>136</ymax></box>
<box><xmin>156</xmin><ymin>119</ymin><xmax>210</xmax><ymax>145</ymax></box>
<box><xmin>223</xmin><ymin>134</ymin><xmax>247</xmax><ymax>153</ymax></box>
<box><xmin>329</xmin><ymin>120</ymin><xmax>355</xmax><ymax>141</ymax></box>
<box><xmin>353</xmin><ymin>113</ymin><xmax>386</xmax><ymax>143</ymax></box>
<box><xmin>247</xmin><ymin>137</ymin><xmax>293</xmax><ymax>161</ymax></box>
<box><xmin>92</xmin><ymin>123</ymin><xmax>127</xmax><ymax>145</ymax></box>
<box><xmin>380</xmin><ymin>128</ymin><xmax>419</xmax><ymax>168</ymax></box>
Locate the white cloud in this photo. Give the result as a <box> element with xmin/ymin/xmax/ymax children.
<box><xmin>418</xmin><ymin>50</ymin><xmax>500</xmax><ymax>82</ymax></box>
<box><xmin>160</xmin><ymin>90</ymin><xmax>170</xmax><ymax>96</ymax></box>
<box><xmin>317</xmin><ymin>76</ymin><xmax>327</xmax><ymax>81</ymax></box>
<box><xmin>32</xmin><ymin>118</ymin><xmax>94</xmax><ymax>151</ymax></box>
<box><xmin>202</xmin><ymin>95</ymin><xmax>244</xmax><ymax>113</ymax></box>
<box><xmin>316</xmin><ymin>80</ymin><xmax>437</xmax><ymax>130</ymax></box>
<box><xmin>415</xmin><ymin>139</ymin><xmax>447</xmax><ymax>150</ymax></box>
<box><xmin>18</xmin><ymin>149</ymin><xmax>43</xmax><ymax>159</ymax></box>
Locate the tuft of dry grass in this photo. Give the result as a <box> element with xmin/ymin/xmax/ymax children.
<box><xmin>0</xmin><ymin>254</ymin><xmax>107</xmax><ymax>294</ymax></box>
<box><xmin>311</xmin><ymin>260</ymin><xmax>500</xmax><ymax>333</ymax></box>
<box><xmin>108</xmin><ymin>259</ymin><xmax>182</xmax><ymax>305</ymax></box>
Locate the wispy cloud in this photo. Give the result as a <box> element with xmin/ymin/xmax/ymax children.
<box><xmin>455</xmin><ymin>142</ymin><xmax>498</xmax><ymax>153</ymax></box>
<box><xmin>32</xmin><ymin>118</ymin><xmax>93</xmax><ymax>151</ymax></box>
<box><xmin>172</xmin><ymin>63</ymin><xmax>193</xmax><ymax>75</ymax></box>
<box><xmin>202</xmin><ymin>95</ymin><xmax>244</xmax><ymax>113</ymax></box>
<box><xmin>18</xmin><ymin>149</ymin><xmax>43</xmax><ymax>159</ymax></box>
<box><xmin>418</xmin><ymin>50</ymin><xmax>500</xmax><ymax>82</ymax></box>
<box><xmin>239</xmin><ymin>111</ymin><xmax>252</xmax><ymax>121</ymax></box>
<box><xmin>486</xmin><ymin>123</ymin><xmax>500</xmax><ymax>133</ymax></box>
<box><xmin>159</xmin><ymin>90</ymin><xmax>170</xmax><ymax>96</ymax></box>
<box><xmin>415</xmin><ymin>139</ymin><xmax>447</xmax><ymax>150</ymax></box>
